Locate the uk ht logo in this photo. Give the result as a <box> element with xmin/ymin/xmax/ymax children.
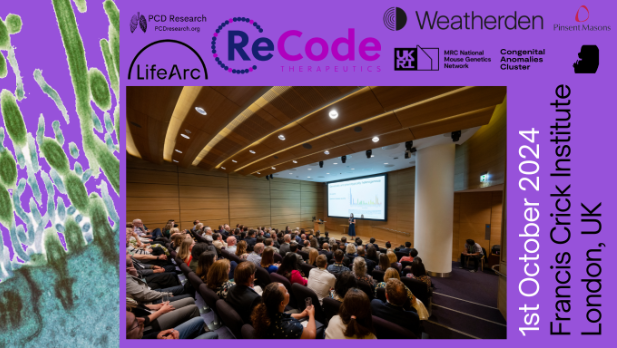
<box><xmin>394</xmin><ymin>46</ymin><xmax>439</xmax><ymax>71</ymax></box>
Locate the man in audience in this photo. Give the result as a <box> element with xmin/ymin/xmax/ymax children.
<box><xmin>212</xmin><ymin>233</ymin><xmax>227</xmax><ymax>249</ymax></box>
<box><xmin>132</xmin><ymin>219</ymin><xmax>152</xmax><ymax>238</ymax></box>
<box><xmin>202</xmin><ymin>226</ymin><xmax>213</xmax><ymax>242</ymax></box>
<box><xmin>126</xmin><ymin>259</ymin><xmax>192</xmax><ymax>303</ymax></box>
<box><xmin>247</xmin><ymin>243</ymin><xmax>264</xmax><ymax>266</ymax></box>
<box><xmin>357</xmin><ymin>246</ymin><xmax>376</xmax><ymax>274</ymax></box>
<box><xmin>307</xmin><ymin>255</ymin><xmax>336</xmax><ymax>305</ymax></box>
<box><xmin>126</xmin><ymin>312</ymin><xmax>218</xmax><ymax>340</ymax></box>
<box><xmin>460</xmin><ymin>239</ymin><xmax>484</xmax><ymax>272</ymax></box>
<box><xmin>371</xmin><ymin>279</ymin><xmax>421</xmax><ymax>337</ymax></box>
<box><xmin>319</xmin><ymin>243</ymin><xmax>332</xmax><ymax>261</ymax></box>
<box><xmin>130</xmin><ymin>251</ymin><xmax>176</xmax><ymax>273</ymax></box>
<box><xmin>264</xmin><ymin>238</ymin><xmax>279</xmax><ymax>254</ymax></box>
<box><xmin>318</xmin><ymin>232</ymin><xmax>329</xmax><ymax>246</ymax></box>
<box><xmin>398</xmin><ymin>242</ymin><xmax>412</xmax><ymax>255</ymax></box>
<box><xmin>400</xmin><ymin>248</ymin><xmax>418</xmax><ymax>263</ymax></box>
<box><xmin>130</xmin><ymin>248</ymin><xmax>173</xmax><ymax>269</ymax></box>
<box><xmin>128</xmin><ymin>253</ymin><xmax>178</xmax><ymax>289</ymax></box>
<box><xmin>368</xmin><ymin>237</ymin><xmax>379</xmax><ymax>250</ymax></box>
<box><xmin>327</xmin><ymin>250</ymin><xmax>350</xmax><ymax>274</ymax></box>
<box><xmin>303</xmin><ymin>240</ymin><xmax>310</xmax><ymax>249</ymax></box>
<box><xmin>279</xmin><ymin>234</ymin><xmax>292</xmax><ymax>256</ymax></box>
<box><xmin>289</xmin><ymin>243</ymin><xmax>304</xmax><ymax>267</ymax></box>
<box><xmin>294</xmin><ymin>232</ymin><xmax>302</xmax><ymax>245</ymax></box>
<box><xmin>225</xmin><ymin>262</ymin><xmax>261</xmax><ymax>324</ymax></box>
<box><xmin>224</xmin><ymin>224</ymin><xmax>231</xmax><ymax>237</ymax></box>
<box><xmin>192</xmin><ymin>220</ymin><xmax>200</xmax><ymax>232</ymax></box>
<box><xmin>245</xmin><ymin>229</ymin><xmax>257</xmax><ymax>248</ymax></box>
<box><xmin>226</xmin><ymin>236</ymin><xmax>237</xmax><ymax>254</ymax></box>
<box><xmin>340</xmin><ymin>236</ymin><xmax>348</xmax><ymax>247</ymax></box>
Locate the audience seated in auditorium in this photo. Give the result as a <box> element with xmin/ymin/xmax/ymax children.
<box><xmin>202</xmin><ymin>226</ymin><xmax>214</xmax><ymax>242</ymax></box>
<box><xmin>289</xmin><ymin>243</ymin><xmax>304</xmax><ymax>268</ymax></box>
<box><xmin>226</xmin><ymin>262</ymin><xmax>262</xmax><ymax>325</ymax></box>
<box><xmin>370</xmin><ymin>279</ymin><xmax>421</xmax><ymax>337</ymax></box>
<box><xmin>357</xmin><ymin>246</ymin><xmax>376</xmax><ymax>274</ymax></box>
<box><xmin>188</xmin><ymin>243</ymin><xmax>208</xmax><ymax>272</ymax></box>
<box><xmin>307</xmin><ymin>255</ymin><xmax>337</xmax><ymax>305</ymax></box>
<box><xmin>245</xmin><ymin>229</ymin><xmax>257</xmax><ymax>248</ymax></box>
<box><xmin>325</xmin><ymin>288</ymin><xmax>377</xmax><ymax>339</ymax></box>
<box><xmin>132</xmin><ymin>219</ymin><xmax>152</xmax><ymax>238</ymax></box>
<box><xmin>247</xmin><ymin>243</ymin><xmax>265</xmax><ymax>266</ymax></box>
<box><xmin>226</xmin><ymin>236</ymin><xmax>237</xmax><ymax>254</ymax></box>
<box><xmin>367</xmin><ymin>238</ymin><xmax>379</xmax><ymax>251</ymax></box>
<box><xmin>327</xmin><ymin>250</ymin><xmax>351</xmax><ymax>274</ymax></box>
<box><xmin>400</xmin><ymin>248</ymin><xmax>418</xmax><ymax>263</ymax></box>
<box><xmin>162</xmin><ymin>221</ymin><xmax>174</xmax><ymax>239</ymax></box>
<box><xmin>387</xmin><ymin>251</ymin><xmax>402</xmax><ymax>272</ymax></box>
<box><xmin>398</xmin><ymin>242</ymin><xmax>412</xmax><ymax>255</ymax></box>
<box><xmin>353</xmin><ymin>257</ymin><xmax>375</xmax><ymax>288</ymax></box>
<box><xmin>374</xmin><ymin>254</ymin><xmax>390</xmax><ymax>273</ymax></box>
<box><xmin>319</xmin><ymin>243</ymin><xmax>332</xmax><ymax>261</ymax></box>
<box><xmin>366</xmin><ymin>245</ymin><xmax>379</xmax><ymax>264</ymax></box>
<box><xmin>309</xmin><ymin>238</ymin><xmax>319</xmax><ymax>250</ymax></box>
<box><xmin>126</xmin><ymin>259</ymin><xmax>191</xmax><ymax>304</ymax></box>
<box><xmin>252</xmin><ymin>283</ymin><xmax>316</xmax><ymax>339</ymax></box>
<box><xmin>303</xmin><ymin>240</ymin><xmax>310</xmax><ymax>249</ymax></box>
<box><xmin>235</xmin><ymin>240</ymin><xmax>249</xmax><ymax>260</ymax></box>
<box><xmin>341</xmin><ymin>236</ymin><xmax>348</xmax><ymax>247</ymax></box>
<box><xmin>196</xmin><ymin>251</ymin><xmax>217</xmax><ymax>282</ymax></box>
<box><xmin>409</xmin><ymin>257</ymin><xmax>432</xmax><ymax>289</ymax></box>
<box><xmin>177</xmin><ymin>237</ymin><xmax>194</xmax><ymax>264</ymax></box>
<box><xmin>127</xmin><ymin>253</ymin><xmax>178</xmax><ymax>290</ymax></box>
<box><xmin>278</xmin><ymin>253</ymin><xmax>307</xmax><ymax>286</ymax></box>
<box><xmin>343</xmin><ymin>244</ymin><xmax>357</xmax><ymax>268</ymax></box>
<box><xmin>261</xmin><ymin>247</ymin><xmax>280</xmax><ymax>274</ymax></box>
<box><xmin>385</xmin><ymin>242</ymin><xmax>393</xmax><ymax>253</ymax></box>
<box><xmin>279</xmin><ymin>234</ymin><xmax>292</xmax><ymax>256</ymax></box>
<box><xmin>374</xmin><ymin>268</ymin><xmax>416</xmax><ymax>312</ymax></box>
<box><xmin>460</xmin><ymin>239</ymin><xmax>484</xmax><ymax>272</ymax></box>
<box><xmin>264</xmin><ymin>238</ymin><xmax>280</xmax><ymax>254</ymax></box>
<box><xmin>212</xmin><ymin>233</ymin><xmax>227</xmax><ymax>250</ymax></box>
<box><xmin>126</xmin><ymin>311</ymin><xmax>217</xmax><ymax>340</ymax></box>
<box><xmin>329</xmin><ymin>271</ymin><xmax>357</xmax><ymax>302</ymax></box>
<box><xmin>207</xmin><ymin>259</ymin><xmax>235</xmax><ymax>300</ymax></box>
<box><xmin>294</xmin><ymin>232</ymin><xmax>302</xmax><ymax>245</ymax></box>
<box><xmin>331</xmin><ymin>243</ymin><xmax>339</xmax><ymax>255</ymax></box>
<box><xmin>308</xmin><ymin>248</ymin><xmax>319</xmax><ymax>267</ymax></box>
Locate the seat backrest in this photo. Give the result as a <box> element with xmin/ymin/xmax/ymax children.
<box><xmin>356</xmin><ymin>281</ymin><xmax>375</xmax><ymax>301</ymax></box>
<box><xmin>221</xmin><ymin>249</ymin><xmax>242</xmax><ymax>264</ymax></box>
<box><xmin>179</xmin><ymin>263</ymin><xmax>192</xmax><ymax>277</ymax></box>
<box><xmin>291</xmin><ymin>283</ymin><xmax>324</xmax><ymax>323</ymax></box>
<box><xmin>379</xmin><ymin>248</ymin><xmax>387</xmax><ymax>254</ymax></box>
<box><xmin>273</xmin><ymin>253</ymin><xmax>283</xmax><ymax>263</ymax></box>
<box><xmin>269</xmin><ymin>272</ymin><xmax>292</xmax><ymax>292</ymax></box>
<box><xmin>372</xmin><ymin>270</ymin><xmax>385</xmax><ymax>283</ymax></box>
<box><xmin>375</xmin><ymin>287</ymin><xmax>386</xmax><ymax>302</ymax></box>
<box><xmin>254</xmin><ymin>266</ymin><xmax>272</xmax><ymax>289</ymax></box>
<box><xmin>322</xmin><ymin>297</ymin><xmax>341</xmax><ymax>324</ymax></box>
<box><xmin>198</xmin><ymin>283</ymin><xmax>220</xmax><ymax>310</ymax></box>
<box><xmin>241</xmin><ymin>324</ymin><xmax>256</xmax><ymax>339</ymax></box>
<box><xmin>401</xmin><ymin>261</ymin><xmax>414</xmax><ymax>269</ymax></box>
<box><xmin>300</xmin><ymin>263</ymin><xmax>315</xmax><ymax>278</ymax></box>
<box><xmin>373</xmin><ymin>315</ymin><xmax>417</xmax><ymax>339</ymax></box>
<box><xmin>395</xmin><ymin>251</ymin><xmax>407</xmax><ymax>261</ymax></box>
<box><xmin>216</xmin><ymin>299</ymin><xmax>244</xmax><ymax>338</ymax></box>
<box><xmin>170</xmin><ymin>249</ymin><xmax>177</xmax><ymax>258</ymax></box>
<box><xmin>298</xmin><ymin>251</ymin><xmax>309</xmax><ymax>261</ymax></box>
<box><xmin>401</xmin><ymin>277</ymin><xmax>430</xmax><ymax>307</ymax></box>
<box><xmin>187</xmin><ymin>271</ymin><xmax>203</xmax><ymax>290</ymax></box>
<box><xmin>328</xmin><ymin>258</ymin><xmax>335</xmax><ymax>264</ymax></box>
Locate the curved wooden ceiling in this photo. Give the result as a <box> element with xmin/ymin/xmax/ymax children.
<box><xmin>127</xmin><ymin>86</ymin><xmax>506</xmax><ymax>176</ymax></box>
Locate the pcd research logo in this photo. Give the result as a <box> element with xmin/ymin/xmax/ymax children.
<box><xmin>394</xmin><ymin>46</ymin><xmax>439</xmax><ymax>71</ymax></box>
<box><xmin>130</xmin><ymin>12</ymin><xmax>147</xmax><ymax>33</ymax></box>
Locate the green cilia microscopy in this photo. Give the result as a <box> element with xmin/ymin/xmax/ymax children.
<box><xmin>0</xmin><ymin>0</ymin><xmax>120</xmax><ymax>346</ymax></box>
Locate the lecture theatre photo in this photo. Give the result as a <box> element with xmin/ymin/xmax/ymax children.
<box><xmin>126</xmin><ymin>86</ymin><xmax>508</xmax><ymax>340</ymax></box>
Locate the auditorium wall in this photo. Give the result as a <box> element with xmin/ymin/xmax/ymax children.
<box><xmin>127</xmin><ymin>155</ymin><xmax>324</xmax><ymax>231</ymax></box>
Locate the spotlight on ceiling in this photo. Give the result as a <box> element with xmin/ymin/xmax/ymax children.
<box><xmin>181</xmin><ymin>134</ymin><xmax>190</xmax><ymax>139</ymax></box>
<box><xmin>451</xmin><ymin>130</ymin><xmax>461</xmax><ymax>142</ymax></box>
<box><xmin>232</xmin><ymin>159</ymin><xmax>237</xmax><ymax>163</ymax></box>
<box><xmin>366</xmin><ymin>149</ymin><xmax>372</xmax><ymax>159</ymax></box>
<box><xmin>221</xmin><ymin>166</ymin><xmax>226</xmax><ymax>170</ymax></box>
<box><xmin>195</xmin><ymin>107</ymin><xmax>207</xmax><ymax>115</ymax></box>
<box><xmin>372</xmin><ymin>136</ymin><xmax>379</xmax><ymax>143</ymax></box>
<box><xmin>175</xmin><ymin>149</ymin><xmax>182</xmax><ymax>154</ymax></box>
<box><xmin>173</xmin><ymin>160</ymin><xmax>179</xmax><ymax>163</ymax></box>
<box><xmin>278</xmin><ymin>134</ymin><xmax>286</xmax><ymax>141</ymax></box>
<box><xmin>249</xmin><ymin>150</ymin><xmax>256</xmax><ymax>154</ymax></box>
<box><xmin>257</xmin><ymin>172</ymin><xmax>261</xmax><ymax>174</ymax></box>
<box><xmin>271</xmin><ymin>167</ymin><xmax>276</xmax><ymax>170</ymax></box>
<box><xmin>341</xmin><ymin>155</ymin><xmax>347</xmax><ymax>164</ymax></box>
<box><xmin>324</xmin><ymin>150</ymin><xmax>330</xmax><ymax>155</ymax></box>
<box><xmin>293</xmin><ymin>160</ymin><xmax>297</xmax><ymax>163</ymax></box>
<box><xmin>319</xmin><ymin>161</ymin><xmax>324</xmax><ymax>168</ymax></box>
<box><xmin>329</xmin><ymin>110</ymin><xmax>338</xmax><ymax>119</ymax></box>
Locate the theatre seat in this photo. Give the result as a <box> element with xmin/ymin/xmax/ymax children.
<box><xmin>401</xmin><ymin>277</ymin><xmax>430</xmax><ymax>308</ymax></box>
<box><xmin>376</xmin><ymin>287</ymin><xmax>386</xmax><ymax>302</ymax></box>
<box><xmin>179</xmin><ymin>263</ymin><xmax>191</xmax><ymax>277</ymax></box>
<box><xmin>187</xmin><ymin>272</ymin><xmax>203</xmax><ymax>290</ymax></box>
<box><xmin>356</xmin><ymin>281</ymin><xmax>375</xmax><ymax>301</ymax></box>
<box><xmin>254</xmin><ymin>266</ymin><xmax>272</xmax><ymax>289</ymax></box>
<box><xmin>221</xmin><ymin>249</ymin><xmax>242</xmax><ymax>264</ymax></box>
<box><xmin>300</xmin><ymin>263</ymin><xmax>315</xmax><ymax>278</ymax></box>
<box><xmin>216</xmin><ymin>299</ymin><xmax>243</xmax><ymax>338</ymax></box>
<box><xmin>322</xmin><ymin>297</ymin><xmax>341</xmax><ymax>324</ymax></box>
<box><xmin>270</xmin><ymin>272</ymin><xmax>297</xmax><ymax>309</ymax></box>
<box><xmin>273</xmin><ymin>253</ymin><xmax>283</xmax><ymax>263</ymax></box>
<box><xmin>198</xmin><ymin>283</ymin><xmax>220</xmax><ymax>314</ymax></box>
<box><xmin>401</xmin><ymin>261</ymin><xmax>414</xmax><ymax>269</ymax></box>
<box><xmin>241</xmin><ymin>324</ymin><xmax>256</xmax><ymax>339</ymax></box>
<box><xmin>395</xmin><ymin>251</ymin><xmax>407</xmax><ymax>261</ymax></box>
<box><xmin>291</xmin><ymin>283</ymin><xmax>325</xmax><ymax>323</ymax></box>
<box><xmin>298</xmin><ymin>251</ymin><xmax>309</xmax><ymax>261</ymax></box>
<box><xmin>373</xmin><ymin>315</ymin><xmax>418</xmax><ymax>339</ymax></box>
<box><xmin>372</xmin><ymin>270</ymin><xmax>385</xmax><ymax>283</ymax></box>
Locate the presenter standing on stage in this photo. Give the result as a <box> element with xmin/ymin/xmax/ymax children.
<box><xmin>348</xmin><ymin>214</ymin><xmax>356</xmax><ymax>237</ymax></box>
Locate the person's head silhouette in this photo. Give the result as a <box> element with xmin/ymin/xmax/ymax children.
<box><xmin>573</xmin><ymin>45</ymin><xmax>599</xmax><ymax>73</ymax></box>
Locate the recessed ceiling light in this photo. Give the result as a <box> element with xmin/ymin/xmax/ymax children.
<box><xmin>372</xmin><ymin>136</ymin><xmax>379</xmax><ymax>142</ymax></box>
<box><xmin>195</xmin><ymin>107</ymin><xmax>207</xmax><ymax>115</ymax></box>
<box><xmin>308</xmin><ymin>176</ymin><xmax>311</xmax><ymax>178</ymax></box>
<box><xmin>278</xmin><ymin>135</ymin><xmax>285</xmax><ymax>141</ymax></box>
<box><xmin>326</xmin><ymin>173</ymin><xmax>330</xmax><ymax>174</ymax></box>
<box><xmin>371</xmin><ymin>155</ymin><xmax>374</xmax><ymax>158</ymax></box>
<box><xmin>308</xmin><ymin>168</ymin><xmax>311</xmax><ymax>171</ymax></box>
<box><xmin>272</xmin><ymin>167</ymin><xmax>276</xmax><ymax>170</ymax></box>
<box><xmin>181</xmin><ymin>134</ymin><xmax>190</xmax><ymax>139</ymax></box>
<box><xmin>257</xmin><ymin>172</ymin><xmax>261</xmax><ymax>174</ymax></box>
<box><xmin>175</xmin><ymin>149</ymin><xmax>182</xmax><ymax>154</ymax></box>
<box><xmin>232</xmin><ymin>159</ymin><xmax>237</xmax><ymax>163</ymax></box>
<box><xmin>173</xmin><ymin>160</ymin><xmax>179</xmax><ymax>163</ymax></box>
<box><xmin>329</xmin><ymin>110</ymin><xmax>338</xmax><ymax>119</ymax></box>
<box><xmin>293</xmin><ymin>160</ymin><xmax>297</xmax><ymax>163</ymax></box>
<box><xmin>221</xmin><ymin>166</ymin><xmax>226</xmax><ymax>170</ymax></box>
<box><xmin>384</xmin><ymin>163</ymin><xmax>388</xmax><ymax>164</ymax></box>
<box><xmin>324</xmin><ymin>150</ymin><xmax>330</xmax><ymax>155</ymax></box>
<box><xmin>351</xmin><ymin>168</ymin><xmax>355</xmax><ymax>170</ymax></box>
<box><xmin>249</xmin><ymin>150</ymin><xmax>255</xmax><ymax>154</ymax></box>
<box><xmin>333</xmin><ymin>162</ymin><xmax>338</xmax><ymax>165</ymax></box>
<box><xmin>289</xmin><ymin>173</ymin><xmax>293</xmax><ymax>174</ymax></box>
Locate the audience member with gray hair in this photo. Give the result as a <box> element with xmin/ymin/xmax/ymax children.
<box><xmin>226</xmin><ymin>236</ymin><xmax>238</xmax><ymax>254</ymax></box>
<box><xmin>247</xmin><ymin>243</ymin><xmax>265</xmax><ymax>266</ymax></box>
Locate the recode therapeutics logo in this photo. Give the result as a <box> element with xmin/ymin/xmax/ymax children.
<box><xmin>212</xmin><ymin>16</ymin><xmax>382</xmax><ymax>75</ymax></box>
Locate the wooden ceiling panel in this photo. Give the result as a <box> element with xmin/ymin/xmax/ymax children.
<box><xmin>296</xmin><ymin>88</ymin><xmax>384</xmax><ymax>137</ymax></box>
<box><xmin>126</xmin><ymin>86</ymin><xmax>183</xmax><ymax>122</ymax></box>
<box><xmin>409</xmin><ymin>106</ymin><xmax>496</xmax><ymax>139</ymax></box>
<box><xmin>346</xmin><ymin>129</ymin><xmax>415</xmax><ymax>153</ymax></box>
<box><xmin>211</xmin><ymin>86</ymin><xmax>269</xmax><ymax>106</ymax></box>
<box><xmin>370</xmin><ymin>86</ymin><xmax>462</xmax><ymax>111</ymax></box>
<box><xmin>288</xmin><ymin>137</ymin><xmax>338</xmax><ymax>157</ymax></box>
<box><xmin>261</xmin><ymin>123</ymin><xmax>314</xmax><ymax>151</ymax></box>
<box><xmin>325</xmin><ymin>113</ymin><xmax>402</xmax><ymax>145</ymax></box>
<box><xmin>394</xmin><ymin>86</ymin><xmax>506</xmax><ymax>128</ymax></box>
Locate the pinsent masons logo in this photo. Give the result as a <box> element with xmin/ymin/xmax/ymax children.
<box><xmin>131</xmin><ymin>12</ymin><xmax>147</xmax><ymax>33</ymax></box>
<box><xmin>575</xmin><ymin>5</ymin><xmax>589</xmax><ymax>22</ymax></box>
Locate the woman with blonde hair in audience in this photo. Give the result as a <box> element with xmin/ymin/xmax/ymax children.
<box><xmin>352</xmin><ymin>257</ymin><xmax>374</xmax><ymax>288</ymax></box>
<box><xmin>177</xmin><ymin>238</ymin><xmax>193</xmax><ymax>264</ymax></box>
<box><xmin>326</xmin><ymin>288</ymin><xmax>376</xmax><ymax>339</ymax></box>
<box><xmin>207</xmin><ymin>259</ymin><xmax>235</xmax><ymax>299</ymax></box>
<box><xmin>308</xmin><ymin>248</ymin><xmax>319</xmax><ymax>267</ymax></box>
<box><xmin>162</xmin><ymin>221</ymin><xmax>174</xmax><ymax>238</ymax></box>
<box><xmin>387</xmin><ymin>251</ymin><xmax>402</xmax><ymax>272</ymax></box>
<box><xmin>343</xmin><ymin>244</ymin><xmax>357</xmax><ymax>267</ymax></box>
<box><xmin>235</xmin><ymin>240</ymin><xmax>249</xmax><ymax>260</ymax></box>
<box><xmin>251</xmin><ymin>282</ymin><xmax>316</xmax><ymax>339</ymax></box>
<box><xmin>196</xmin><ymin>251</ymin><xmax>217</xmax><ymax>282</ymax></box>
<box><xmin>261</xmin><ymin>247</ymin><xmax>280</xmax><ymax>274</ymax></box>
<box><xmin>170</xmin><ymin>233</ymin><xmax>184</xmax><ymax>250</ymax></box>
<box><xmin>374</xmin><ymin>268</ymin><xmax>416</xmax><ymax>309</ymax></box>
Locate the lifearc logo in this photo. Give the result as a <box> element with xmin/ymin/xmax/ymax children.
<box><xmin>575</xmin><ymin>5</ymin><xmax>589</xmax><ymax>22</ymax></box>
<box><xmin>127</xmin><ymin>40</ymin><xmax>208</xmax><ymax>80</ymax></box>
